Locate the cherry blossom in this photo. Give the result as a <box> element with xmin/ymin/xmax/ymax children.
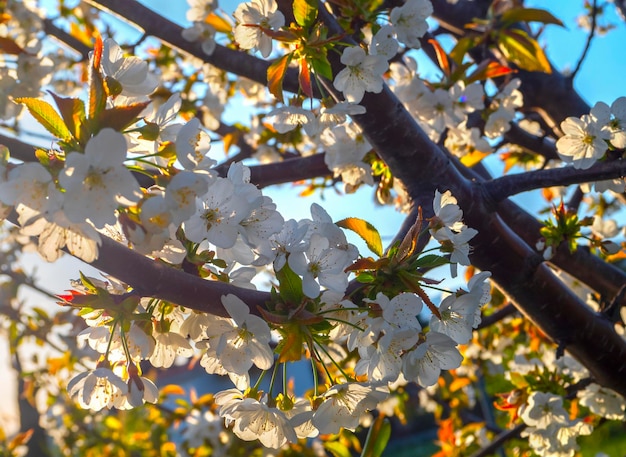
<box><xmin>101</xmin><ymin>38</ymin><xmax>158</xmax><ymax>97</ymax></box>
<box><xmin>60</xmin><ymin>128</ymin><xmax>142</xmax><ymax>229</ymax></box>
<box><xmin>389</xmin><ymin>0</ymin><xmax>433</xmax><ymax>48</ymax></box>
<box><xmin>333</xmin><ymin>46</ymin><xmax>388</xmax><ymax>104</ymax></box>
<box><xmin>233</xmin><ymin>0</ymin><xmax>285</xmax><ymax>58</ymax></box>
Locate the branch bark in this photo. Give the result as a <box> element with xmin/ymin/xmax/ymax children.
<box><xmin>484</xmin><ymin>159</ymin><xmax>626</xmax><ymax>201</ymax></box>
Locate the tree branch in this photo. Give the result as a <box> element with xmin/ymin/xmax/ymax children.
<box><xmin>469</xmin><ymin>423</ymin><xmax>527</xmax><ymax>457</ymax></box>
<box><xmin>0</xmin><ymin>134</ymin><xmax>38</xmax><ymax>162</ymax></box>
<box><xmin>43</xmin><ymin>18</ymin><xmax>91</xmax><ymax>60</ymax></box>
<box><xmin>503</xmin><ymin>123</ymin><xmax>559</xmax><ymax>161</ymax></box>
<box><xmin>83</xmin><ymin>0</ymin><xmax>318</xmax><ymax>97</ymax></box>
<box><xmin>90</xmin><ymin>236</ymin><xmax>271</xmax><ymax>317</ymax></box>
<box><xmin>484</xmin><ymin>159</ymin><xmax>626</xmax><ymax>202</ymax></box>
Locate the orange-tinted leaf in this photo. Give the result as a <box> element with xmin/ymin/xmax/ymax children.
<box><xmin>222</xmin><ymin>131</ymin><xmax>239</xmax><ymax>154</ymax></box>
<box><xmin>460</xmin><ymin>150</ymin><xmax>490</xmax><ymax>167</ymax></box>
<box><xmin>204</xmin><ymin>12</ymin><xmax>232</xmax><ymax>33</ymax></box>
<box><xmin>277</xmin><ymin>328</ymin><xmax>304</xmax><ymax>362</ymax></box>
<box><xmin>161</xmin><ymin>384</ymin><xmax>186</xmax><ymax>396</ymax></box>
<box><xmin>467</xmin><ymin>60</ymin><xmax>516</xmax><ymax>83</ymax></box>
<box><xmin>69</xmin><ymin>22</ymin><xmax>94</xmax><ymax>46</ymax></box>
<box><xmin>428</xmin><ymin>38</ymin><xmax>450</xmax><ymax>77</ymax></box>
<box><xmin>267</xmin><ymin>53</ymin><xmax>292</xmax><ymax>103</ymax></box>
<box><xmin>345</xmin><ymin>257</ymin><xmax>383</xmax><ymax>272</ymax></box>
<box><xmin>449</xmin><ymin>377</ymin><xmax>471</xmax><ymax>392</ymax></box>
<box><xmin>11</xmin><ymin>429</ymin><xmax>34</xmax><ymax>447</ymax></box>
<box><xmin>299</xmin><ymin>59</ymin><xmax>313</xmax><ymax>98</ymax></box>
<box><xmin>336</xmin><ymin>217</ymin><xmax>383</xmax><ymax>257</ymax></box>
<box><xmin>97</xmin><ymin>101</ymin><xmax>151</xmax><ymax>131</ymax></box>
<box><xmin>92</xmin><ymin>35</ymin><xmax>103</xmax><ymax>69</ymax></box>
<box><xmin>0</xmin><ymin>36</ymin><xmax>27</xmax><ymax>55</ymax></box>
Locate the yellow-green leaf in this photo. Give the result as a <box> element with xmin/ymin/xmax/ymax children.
<box><xmin>500</xmin><ymin>7</ymin><xmax>564</xmax><ymax>27</ymax></box>
<box><xmin>267</xmin><ymin>53</ymin><xmax>292</xmax><ymax>103</ymax></box>
<box><xmin>293</xmin><ymin>0</ymin><xmax>318</xmax><ymax>28</ymax></box>
<box><xmin>336</xmin><ymin>217</ymin><xmax>383</xmax><ymax>257</ymax></box>
<box><xmin>15</xmin><ymin>98</ymin><xmax>73</xmax><ymax>141</ymax></box>
<box><xmin>449</xmin><ymin>36</ymin><xmax>477</xmax><ymax>66</ymax></box>
<box><xmin>361</xmin><ymin>416</ymin><xmax>391</xmax><ymax>457</ymax></box>
<box><xmin>325</xmin><ymin>441</ymin><xmax>352</xmax><ymax>457</ymax></box>
<box><xmin>497</xmin><ymin>29</ymin><xmax>552</xmax><ymax>74</ymax></box>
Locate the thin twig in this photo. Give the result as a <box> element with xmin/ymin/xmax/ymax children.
<box><xmin>569</xmin><ymin>0</ymin><xmax>598</xmax><ymax>81</ymax></box>
<box><xmin>468</xmin><ymin>423</ymin><xmax>527</xmax><ymax>457</ymax></box>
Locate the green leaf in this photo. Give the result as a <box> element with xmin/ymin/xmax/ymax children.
<box><xmin>275</xmin><ymin>262</ymin><xmax>304</xmax><ymax>305</ymax></box>
<box><xmin>411</xmin><ymin>254</ymin><xmax>448</xmax><ymax>270</ymax></box>
<box><xmin>14</xmin><ymin>98</ymin><xmax>73</xmax><ymax>141</ymax></box>
<box><xmin>0</xmin><ymin>145</ymin><xmax>9</xmax><ymax>165</ymax></box>
<box><xmin>267</xmin><ymin>53</ymin><xmax>292</xmax><ymax>103</ymax></box>
<box><xmin>361</xmin><ymin>416</ymin><xmax>391</xmax><ymax>457</ymax></box>
<box><xmin>449</xmin><ymin>36</ymin><xmax>477</xmax><ymax>66</ymax></box>
<box><xmin>497</xmin><ymin>29</ymin><xmax>552</xmax><ymax>73</ymax></box>
<box><xmin>293</xmin><ymin>0</ymin><xmax>318</xmax><ymax>28</ymax></box>
<box><xmin>325</xmin><ymin>441</ymin><xmax>352</xmax><ymax>457</ymax></box>
<box><xmin>310</xmin><ymin>54</ymin><xmax>333</xmax><ymax>80</ymax></box>
<box><xmin>336</xmin><ymin>217</ymin><xmax>383</xmax><ymax>257</ymax></box>
<box><xmin>500</xmin><ymin>7</ymin><xmax>564</xmax><ymax>27</ymax></box>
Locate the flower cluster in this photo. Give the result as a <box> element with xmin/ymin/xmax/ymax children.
<box><xmin>556</xmin><ymin>97</ymin><xmax>626</xmax><ymax>173</ymax></box>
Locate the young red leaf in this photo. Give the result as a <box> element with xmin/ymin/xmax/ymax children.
<box><xmin>467</xmin><ymin>60</ymin><xmax>516</xmax><ymax>83</ymax></box>
<box><xmin>96</xmin><ymin>101</ymin><xmax>151</xmax><ymax>132</ymax></box>
<box><xmin>299</xmin><ymin>59</ymin><xmax>313</xmax><ymax>98</ymax></box>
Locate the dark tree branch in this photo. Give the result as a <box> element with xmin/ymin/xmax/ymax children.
<box><xmin>503</xmin><ymin>123</ymin><xmax>559</xmax><ymax>161</ymax></box>
<box><xmin>43</xmin><ymin>18</ymin><xmax>91</xmax><ymax>60</ymax></box>
<box><xmin>484</xmin><ymin>159</ymin><xmax>626</xmax><ymax>201</ymax></box>
<box><xmin>314</xmin><ymin>2</ymin><xmax>626</xmax><ymax>397</ymax></box>
<box><xmin>83</xmin><ymin>0</ymin><xmax>320</xmax><ymax>97</ymax></box>
<box><xmin>0</xmin><ymin>134</ymin><xmax>38</xmax><ymax>162</ymax></box>
<box><xmin>90</xmin><ymin>236</ymin><xmax>271</xmax><ymax>317</ymax></box>
<box><xmin>477</xmin><ymin>303</ymin><xmax>518</xmax><ymax>330</ymax></box>
<box><xmin>469</xmin><ymin>423</ymin><xmax>527</xmax><ymax>457</ymax></box>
